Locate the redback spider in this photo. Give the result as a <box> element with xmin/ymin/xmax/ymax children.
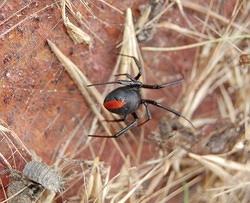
<box><xmin>87</xmin><ymin>54</ymin><xmax>194</xmax><ymax>138</ymax></box>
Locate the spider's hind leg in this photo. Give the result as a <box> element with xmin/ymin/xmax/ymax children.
<box><xmin>137</xmin><ymin>102</ymin><xmax>152</xmax><ymax>126</ymax></box>
<box><xmin>88</xmin><ymin>113</ymin><xmax>139</xmax><ymax>138</ymax></box>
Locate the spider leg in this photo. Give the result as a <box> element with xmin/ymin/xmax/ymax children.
<box><xmin>114</xmin><ymin>73</ymin><xmax>135</xmax><ymax>81</ymax></box>
<box><xmin>87</xmin><ymin>80</ymin><xmax>133</xmax><ymax>87</ymax></box>
<box><xmin>141</xmin><ymin>78</ymin><xmax>183</xmax><ymax>89</ymax></box>
<box><xmin>117</xmin><ymin>53</ymin><xmax>142</xmax><ymax>81</ymax></box>
<box><xmin>137</xmin><ymin>102</ymin><xmax>152</xmax><ymax>126</ymax></box>
<box><xmin>142</xmin><ymin>99</ymin><xmax>195</xmax><ymax>129</ymax></box>
<box><xmin>103</xmin><ymin>116</ymin><xmax>126</xmax><ymax>122</ymax></box>
<box><xmin>88</xmin><ymin>113</ymin><xmax>138</xmax><ymax>138</ymax></box>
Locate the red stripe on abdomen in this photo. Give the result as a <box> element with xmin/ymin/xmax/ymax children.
<box><xmin>104</xmin><ymin>100</ymin><xmax>125</xmax><ymax>110</ymax></box>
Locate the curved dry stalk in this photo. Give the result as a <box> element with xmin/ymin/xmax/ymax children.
<box><xmin>142</xmin><ymin>35</ymin><xmax>250</xmax><ymax>52</ymax></box>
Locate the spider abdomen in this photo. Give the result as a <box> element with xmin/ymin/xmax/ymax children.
<box><xmin>104</xmin><ymin>86</ymin><xmax>141</xmax><ymax>116</ymax></box>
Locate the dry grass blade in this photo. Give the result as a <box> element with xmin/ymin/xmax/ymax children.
<box><xmin>47</xmin><ymin>39</ymin><xmax>112</xmax><ymax>136</ymax></box>
<box><xmin>210</xmin><ymin>181</ymin><xmax>250</xmax><ymax>198</ymax></box>
<box><xmin>201</xmin><ymin>155</ymin><xmax>250</xmax><ymax>172</ymax></box>
<box><xmin>118</xmin><ymin>164</ymin><xmax>160</xmax><ymax>203</ymax></box>
<box><xmin>0</xmin><ymin>124</ymin><xmax>10</xmax><ymax>133</ymax></box>
<box><xmin>117</xmin><ymin>8</ymin><xmax>144</xmax><ymax>79</ymax></box>
<box><xmin>83</xmin><ymin>158</ymin><xmax>104</xmax><ymax>203</ymax></box>
<box><xmin>160</xmin><ymin>176</ymin><xmax>202</xmax><ymax>203</ymax></box>
<box><xmin>174</xmin><ymin>0</ymin><xmax>197</xmax><ymax>32</ymax></box>
<box><xmin>60</xmin><ymin>0</ymin><xmax>104</xmax><ymax>43</ymax></box>
<box><xmin>156</xmin><ymin>21</ymin><xmax>208</xmax><ymax>40</ymax></box>
<box><xmin>181</xmin><ymin>0</ymin><xmax>250</xmax><ymax>32</ymax></box>
<box><xmin>38</xmin><ymin>191</ymin><xmax>56</xmax><ymax>203</ymax></box>
<box><xmin>142</xmin><ymin>35</ymin><xmax>250</xmax><ymax>52</ymax></box>
<box><xmin>96</xmin><ymin>0</ymin><xmax>123</xmax><ymax>15</ymax></box>
<box><xmin>220</xmin><ymin>85</ymin><xmax>236</xmax><ymax>122</ymax></box>
<box><xmin>0</xmin><ymin>0</ymin><xmax>7</xmax><ymax>9</ymax></box>
<box><xmin>106</xmin><ymin>157</ymin><xmax>154</xmax><ymax>202</ymax></box>
<box><xmin>0</xmin><ymin>152</ymin><xmax>12</xmax><ymax>170</ymax></box>
<box><xmin>0</xmin><ymin>121</ymin><xmax>32</xmax><ymax>162</ymax></box>
<box><xmin>184</xmin><ymin>65</ymin><xmax>228</xmax><ymax>120</ymax></box>
<box><xmin>188</xmin><ymin>153</ymin><xmax>231</xmax><ymax>180</ymax></box>
<box><xmin>242</xmin><ymin>74</ymin><xmax>250</xmax><ymax>140</ymax></box>
<box><xmin>53</xmin><ymin>117</ymin><xmax>87</xmax><ymax>167</ymax></box>
<box><xmin>61</xmin><ymin>0</ymin><xmax>92</xmax><ymax>45</ymax></box>
<box><xmin>0</xmin><ymin>178</ymin><xmax>7</xmax><ymax>202</ymax></box>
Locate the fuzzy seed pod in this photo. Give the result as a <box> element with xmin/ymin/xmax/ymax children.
<box><xmin>23</xmin><ymin>161</ymin><xmax>63</xmax><ymax>193</ymax></box>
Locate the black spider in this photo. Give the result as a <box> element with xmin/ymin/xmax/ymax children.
<box><xmin>88</xmin><ymin>54</ymin><xmax>194</xmax><ymax>138</ymax></box>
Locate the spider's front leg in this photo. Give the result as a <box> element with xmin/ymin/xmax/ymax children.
<box><xmin>141</xmin><ymin>78</ymin><xmax>184</xmax><ymax>89</ymax></box>
<box><xmin>117</xmin><ymin>53</ymin><xmax>143</xmax><ymax>81</ymax></box>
